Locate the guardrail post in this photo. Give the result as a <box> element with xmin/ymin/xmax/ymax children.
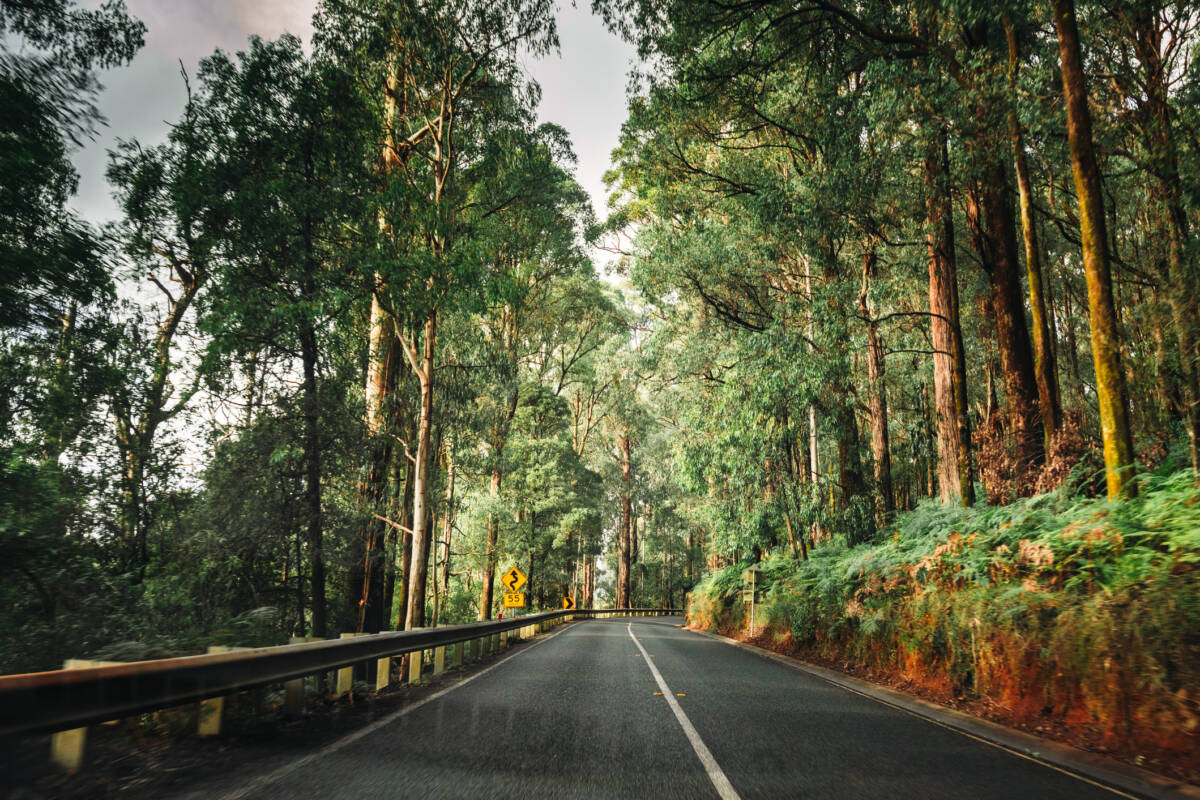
<box><xmin>285</xmin><ymin>636</ymin><xmax>312</xmax><ymax>715</ymax></box>
<box><xmin>336</xmin><ymin>634</ymin><xmax>362</xmax><ymax>697</ymax></box>
<box><xmin>199</xmin><ymin>646</ymin><xmax>252</xmax><ymax>735</ymax></box>
<box><xmin>50</xmin><ymin>659</ymin><xmax>120</xmax><ymax>770</ymax></box>
<box><xmin>408</xmin><ymin>649</ymin><xmax>423</xmax><ymax>684</ymax></box>
<box><xmin>453</xmin><ymin>641</ymin><xmax>464</xmax><ymax>668</ymax></box>
<box><xmin>490</xmin><ymin>633</ymin><xmax>499</xmax><ymax>654</ymax></box>
<box><xmin>51</xmin><ymin>726</ymin><xmax>86</xmax><ymax>771</ymax></box>
<box><xmin>433</xmin><ymin>645</ymin><xmax>446</xmax><ymax>676</ymax></box>
<box><xmin>376</xmin><ymin>653</ymin><xmax>391</xmax><ymax>691</ymax></box>
<box><xmin>374</xmin><ymin>633</ymin><xmax>394</xmax><ymax>692</ymax></box>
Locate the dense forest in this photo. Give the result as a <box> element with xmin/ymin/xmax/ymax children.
<box><xmin>1</xmin><ymin>0</ymin><xmax>1198</xmax><ymax>758</ymax></box>
<box><xmin>1</xmin><ymin>0</ymin><xmax>695</xmax><ymax>675</ymax></box>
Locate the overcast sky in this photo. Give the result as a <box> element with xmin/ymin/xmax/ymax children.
<box><xmin>73</xmin><ymin>1</ymin><xmax>638</xmax><ymax>262</ymax></box>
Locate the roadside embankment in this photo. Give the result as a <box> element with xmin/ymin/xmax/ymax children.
<box><xmin>688</xmin><ymin>469</ymin><xmax>1200</xmax><ymax>783</ymax></box>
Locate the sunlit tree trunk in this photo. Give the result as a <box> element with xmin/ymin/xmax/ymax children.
<box><xmin>1053</xmin><ymin>0</ymin><xmax>1137</xmax><ymax>497</ymax></box>
<box><xmin>404</xmin><ymin>312</ymin><xmax>437</xmax><ymax>628</ymax></box>
<box><xmin>354</xmin><ymin>296</ymin><xmax>398</xmax><ymax>633</ymax></box>
<box><xmin>357</xmin><ymin>40</ymin><xmax>406</xmax><ymax>633</ymax></box>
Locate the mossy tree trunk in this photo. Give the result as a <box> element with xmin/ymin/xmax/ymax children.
<box><xmin>1053</xmin><ymin>0</ymin><xmax>1137</xmax><ymax>498</ymax></box>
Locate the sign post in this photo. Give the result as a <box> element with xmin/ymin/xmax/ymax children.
<box><xmin>742</xmin><ymin>564</ymin><xmax>761</xmax><ymax>637</ymax></box>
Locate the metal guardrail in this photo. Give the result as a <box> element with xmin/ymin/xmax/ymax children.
<box><xmin>0</xmin><ymin>608</ymin><xmax>682</xmax><ymax>738</ymax></box>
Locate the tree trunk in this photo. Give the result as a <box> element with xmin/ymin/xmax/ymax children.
<box><xmin>353</xmin><ymin>295</ymin><xmax>398</xmax><ymax>633</ymax></box>
<box><xmin>382</xmin><ymin>445</ymin><xmax>408</xmax><ymax>630</ymax></box>
<box><xmin>803</xmin><ymin>266</ymin><xmax>826</xmax><ymax>541</ymax></box>
<box><xmin>397</xmin><ymin>526</ymin><xmax>412</xmax><ymax>630</ymax></box>
<box><xmin>527</xmin><ymin>510</ymin><xmax>536</xmax><ymax>608</ymax></box>
<box><xmin>965</xmin><ymin>160</ymin><xmax>1046</xmax><ymax>491</ymax></box>
<box><xmin>1006</xmin><ymin>18</ymin><xmax>1062</xmax><ymax>443</ymax></box>
<box><xmin>478</xmin><ymin>361</ymin><xmax>518</xmax><ymax>620</ymax></box>
<box><xmin>617</xmin><ymin>433</ymin><xmax>632</xmax><ymax>609</ymax></box>
<box><xmin>436</xmin><ymin>452</ymin><xmax>455</xmax><ymax>625</ymax></box>
<box><xmin>925</xmin><ymin>135</ymin><xmax>975</xmax><ymax>506</ymax></box>
<box><xmin>834</xmin><ymin>401</ymin><xmax>868</xmax><ymax>515</ymax></box>
<box><xmin>1130</xmin><ymin>6</ymin><xmax>1200</xmax><ymax>477</ymax></box>
<box><xmin>1053</xmin><ymin>0</ymin><xmax>1137</xmax><ymax>498</ymax></box>
<box><xmin>479</xmin><ymin>465</ymin><xmax>501</xmax><ymax>620</ymax></box>
<box><xmin>363</xmin><ymin>35</ymin><xmax>407</xmax><ymax>633</ymax></box>
<box><xmin>299</xmin><ymin>309</ymin><xmax>326</xmax><ymax>638</ymax></box>
<box><xmin>630</xmin><ymin>510</ymin><xmax>639</xmax><ymax>602</ymax></box>
<box><xmin>820</xmin><ymin>249</ymin><xmax>872</xmax><ymax>541</ymax></box>
<box><xmin>405</xmin><ymin>312</ymin><xmax>437</xmax><ymax>628</ymax></box>
<box><xmin>859</xmin><ymin>247</ymin><xmax>893</xmax><ymax>525</ymax></box>
<box><xmin>581</xmin><ymin>555</ymin><xmax>594</xmax><ymax>608</ymax></box>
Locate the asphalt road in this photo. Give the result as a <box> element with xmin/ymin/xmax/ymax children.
<box><xmin>226</xmin><ymin>617</ymin><xmax>1133</xmax><ymax>800</ymax></box>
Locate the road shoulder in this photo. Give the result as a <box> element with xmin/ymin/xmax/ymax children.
<box><xmin>687</xmin><ymin>626</ymin><xmax>1200</xmax><ymax>800</ymax></box>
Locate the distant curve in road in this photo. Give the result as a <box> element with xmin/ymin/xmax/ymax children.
<box><xmin>214</xmin><ymin>617</ymin><xmax>1135</xmax><ymax>800</ymax></box>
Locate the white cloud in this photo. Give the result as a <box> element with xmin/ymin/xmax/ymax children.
<box><xmin>231</xmin><ymin>0</ymin><xmax>316</xmax><ymax>46</ymax></box>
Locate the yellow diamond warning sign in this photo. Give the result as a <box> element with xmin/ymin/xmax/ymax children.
<box><xmin>502</xmin><ymin>592</ymin><xmax>525</xmax><ymax>609</ymax></box>
<box><xmin>500</xmin><ymin>566</ymin><xmax>527</xmax><ymax>593</ymax></box>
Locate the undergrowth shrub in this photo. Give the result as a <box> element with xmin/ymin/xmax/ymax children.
<box><xmin>688</xmin><ymin>468</ymin><xmax>1200</xmax><ymax>755</ymax></box>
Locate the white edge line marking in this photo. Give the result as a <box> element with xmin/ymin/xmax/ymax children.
<box><xmin>627</xmin><ymin>622</ymin><xmax>742</xmax><ymax>800</ymax></box>
<box><xmin>215</xmin><ymin>624</ymin><xmax>576</xmax><ymax>800</ymax></box>
<box><xmin>699</xmin><ymin>631</ymin><xmax>1145</xmax><ymax>800</ymax></box>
